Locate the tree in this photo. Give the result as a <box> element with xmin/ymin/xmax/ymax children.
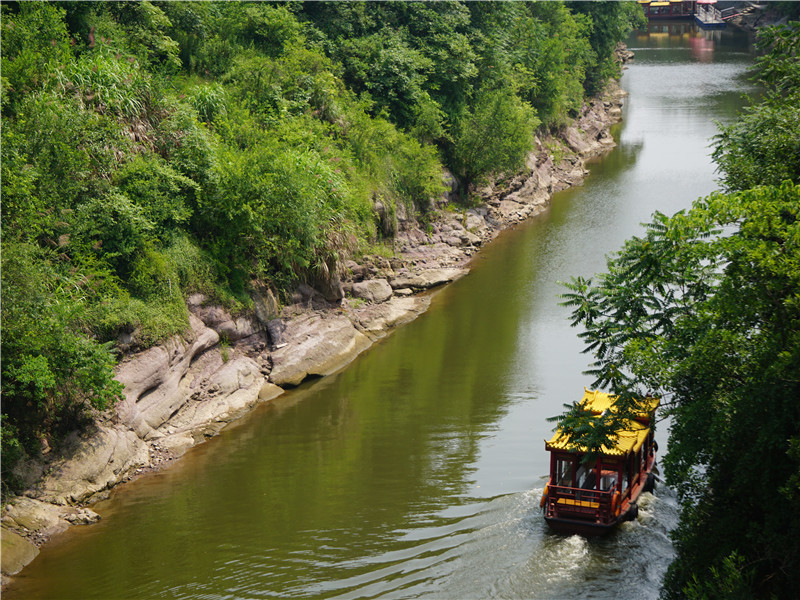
<box><xmin>450</xmin><ymin>85</ymin><xmax>538</xmax><ymax>197</ymax></box>
<box><xmin>557</xmin><ymin>25</ymin><xmax>800</xmax><ymax>596</ymax></box>
<box><xmin>1</xmin><ymin>0</ymin><xmax>641</xmax><ymax>492</ymax></box>
<box><xmin>567</xmin><ymin>1</ymin><xmax>646</xmax><ymax>96</ymax></box>
<box><xmin>556</xmin><ymin>181</ymin><xmax>800</xmax><ymax>598</ymax></box>
<box><xmin>517</xmin><ymin>2</ymin><xmax>593</xmax><ymax>128</ymax></box>
<box><xmin>712</xmin><ymin>22</ymin><xmax>800</xmax><ymax>192</ymax></box>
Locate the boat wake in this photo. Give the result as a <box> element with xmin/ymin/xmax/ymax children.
<box><xmin>264</xmin><ymin>485</ymin><xmax>677</xmax><ymax>599</ymax></box>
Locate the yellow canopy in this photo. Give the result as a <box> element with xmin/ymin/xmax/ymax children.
<box><xmin>546</xmin><ymin>419</ymin><xmax>651</xmax><ymax>457</ymax></box>
<box><xmin>651</xmin><ymin>2</ymin><xmax>670</xmax><ymax>5</ymax></box>
<box><xmin>580</xmin><ymin>388</ymin><xmax>659</xmax><ymax>420</ymax></box>
<box><xmin>545</xmin><ymin>389</ymin><xmax>659</xmax><ymax>458</ymax></box>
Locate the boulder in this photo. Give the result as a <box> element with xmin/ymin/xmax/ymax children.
<box><xmin>465</xmin><ymin>210</ymin><xmax>489</xmax><ymax>234</ymax></box>
<box><xmin>266</xmin><ymin>319</ymin><xmax>287</xmax><ymax>347</ymax></box>
<box><xmin>193</xmin><ymin>306</ymin><xmax>260</xmax><ymax>342</ymax></box>
<box><xmin>157</xmin><ymin>433</ymin><xmax>196</xmax><ymax>458</ymax></box>
<box><xmin>344</xmin><ymin>260</ymin><xmax>368</xmax><ymax>282</ymax></box>
<box><xmin>389</xmin><ymin>268</ymin><xmax>469</xmax><ymax>291</ymax></box>
<box><xmin>63</xmin><ymin>508</ymin><xmax>100</xmax><ymax>525</ymax></box>
<box><xmin>3</xmin><ymin>498</ymin><xmax>64</xmax><ymax>534</ymax></box>
<box><xmin>1</xmin><ymin>528</ymin><xmax>38</xmax><ymax>576</ymax></box>
<box><xmin>563</xmin><ymin>126</ymin><xmax>593</xmax><ymax>155</ymax></box>
<box><xmin>352</xmin><ymin>296</ymin><xmax>432</xmax><ymax>338</ymax></box>
<box><xmin>351</xmin><ymin>279</ymin><xmax>393</xmax><ymax>304</ymax></box>
<box><xmin>269</xmin><ymin>314</ymin><xmax>372</xmax><ymax>387</ymax></box>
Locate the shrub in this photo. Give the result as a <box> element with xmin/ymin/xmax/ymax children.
<box><xmin>6</xmin><ymin>91</ymin><xmax>129</xmax><ymax>238</ymax></box>
<box><xmin>71</xmin><ymin>190</ymin><xmax>154</xmax><ymax>280</ymax></box>
<box><xmin>1</xmin><ymin>241</ymin><xmax>123</xmax><ymax>490</ymax></box>
<box><xmin>156</xmin><ymin>100</ymin><xmax>221</xmax><ymax>195</ymax></box>
<box><xmin>240</xmin><ymin>3</ymin><xmax>302</xmax><ymax>57</ymax></box>
<box><xmin>113</xmin><ymin>153</ymin><xmax>198</xmax><ymax>234</ymax></box>
<box><xmin>0</xmin><ymin>2</ymin><xmax>71</xmax><ymax>108</ymax></box>
<box><xmin>192</xmin><ymin>34</ymin><xmax>242</xmax><ymax>77</ymax></box>
<box><xmin>85</xmin><ymin>292</ymin><xmax>189</xmax><ymax>348</ymax></box>
<box><xmin>188</xmin><ymin>82</ymin><xmax>228</xmax><ymax>124</ymax></box>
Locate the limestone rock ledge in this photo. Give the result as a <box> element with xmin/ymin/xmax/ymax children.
<box><xmin>270</xmin><ymin>313</ymin><xmax>373</xmax><ymax>387</ymax></box>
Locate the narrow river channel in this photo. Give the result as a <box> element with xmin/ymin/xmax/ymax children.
<box><xmin>6</xmin><ymin>24</ymin><xmax>757</xmax><ymax>600</ymax></box>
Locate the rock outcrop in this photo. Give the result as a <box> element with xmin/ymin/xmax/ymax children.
<box><xmin>269</xmin><ymin>313</ymin><xmax>373</xmax><ymax>387</ymax></box>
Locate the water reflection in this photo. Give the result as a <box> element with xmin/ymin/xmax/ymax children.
<box><xmin>635</xmin><ymin>21</ymin><xmax>755</xmax><ymax>63</ymax></box>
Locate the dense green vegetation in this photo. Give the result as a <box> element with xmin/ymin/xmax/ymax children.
<box><xmin>0</xmin><ymin>1</ymin><xmax>644</xmax><ymax>494</ymax></box>
<box><xmin>557</xmin><ymin>21</ymin><xmax>800</xmax><ymax>600</ymax></box>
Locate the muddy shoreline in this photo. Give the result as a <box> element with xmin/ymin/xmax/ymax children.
<box><xmin>1</xmin><ymin>53</ymin><xmax>632</xmax><ymax>583</ymax></box>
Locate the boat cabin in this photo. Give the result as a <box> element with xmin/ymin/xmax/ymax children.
<box><xmin>638</xmin><ymin>0</ymin><xmax>696</xmax><ymax>20</ymax></box>
<box><xmin>542</xmin><ymin>389</ymin><xmax>659</xmax><ymax>536</ymax></box>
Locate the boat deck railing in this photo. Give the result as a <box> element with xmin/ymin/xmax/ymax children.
<box><xmin>696</xmin><ymin>4</ymin><xmax>726</xmax><ymax>25</ymax></box>
<box><xmin>545</xmin><ymin>484</ymin><xmax>617</xmax><ymax>522</ymax></box>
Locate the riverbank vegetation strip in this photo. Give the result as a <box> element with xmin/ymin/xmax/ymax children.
<box><xmin>0</xmin><ymin>2</ymin><xmax>645</xmax><ymax>497</ymax></box>
<box><xmin>555</xmin><ymin>20</ymin><xmax>800</xmax><ymax>600</ymax></box>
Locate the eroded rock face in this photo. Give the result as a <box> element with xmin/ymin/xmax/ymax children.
<box><xmin>389</xmin><ymin>268</ymin><xmax>469</xmax><ymax>291</ymax></box>
<box><xmin>1</xmin><ymin>528</ymin><xmax>38</xmax><ymax>576</ymax></box>
<box><xmin>350</xmin><ymin>296</ymin><xmax>433</xmax><ymax>339</ymax></box>
<box><xmin>269</xmin><ymin>313</ymin><xmax>372</xmax><ymax>387</ymax></box>
<box><xmin>0</xmin><ymin>497</ymin><xmax>103</xmax><ymax>579</ymax></box>
<box><xmin>2</xmin><ymin>311</ymin><xmax>284</xmax><ymax>569</ymax></box>
<box><xmin>35</xmin><ymin>426</ymin><xmax>150</xmax><ymax>505</ymax></box>
<box><xmin>116</xmin><ymin>315</ymin><xmax>220</xmax><ymax>439</ymax></box>
<box><xmin>161</xmin><ymin>357</ymin><xmax>281</xmax><ymax>443</ymax></box>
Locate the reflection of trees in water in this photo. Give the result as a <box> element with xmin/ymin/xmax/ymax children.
<box><xmin>634</xmin><ymin>22</ymin><xmax>748</xmax><ymax>56</ymax></box>
<box><xmin>590</xmin><ymin>135</ymin><xmax>645</xmax><ymax>177</ymax></box>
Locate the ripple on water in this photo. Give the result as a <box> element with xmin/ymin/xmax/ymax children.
<box><xmin>250</xmin><ymin>486</ymin><xmax>676</xmax><ymax>600</ymax></box>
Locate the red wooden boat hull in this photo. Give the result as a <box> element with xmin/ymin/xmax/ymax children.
<box><xmin>542</xmin><ymin>461</ymin><xmax>656</xmax><ymax>536</ymax></box>
<box><xmin>544</xmin><ymin>480</ymin><xmax>647</xmax><ymax>536</ymax></box>
<box><xmin>545</xmin><ymin>509</ymin><xmax>630</xmax><ymax>537</ymax></box>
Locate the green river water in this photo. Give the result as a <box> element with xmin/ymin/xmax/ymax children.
<box><xmin>6</xmin><ymin>24</ymin><xmax>757</xmax><ymax>600</ymax></box>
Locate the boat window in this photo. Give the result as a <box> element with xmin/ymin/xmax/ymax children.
<box><xmin>556</xmin><ymin>457</ymin><xmax>574</xmax><ymax>486</ymax></box>
<box><xmin>577</xmin><ymin>465</ymin><xmax>596</xmax><ymax>490</ymax></box>
<box><xmin>624</xmin><ymin>455</ymin><xmax>635</xmax><ymax>492</ymax></box>
<box><xmin>601</xmin><ymin>472</ymin><xmax>618</xmax><ymax>492</ymax></box>
<box><xmin>575</xmin><ymin>464</ymin><xmax>586</xmax><ymax>486</ymax></box>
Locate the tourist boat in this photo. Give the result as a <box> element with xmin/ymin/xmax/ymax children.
<box><xmin>638</xmin><ymin>0</ymin><xmax>696</xmax><ymax>20</ymax></box>
<box><xmin>694</xmin><ymin>0</ymin><xmax>728</xmax><ymax>29</ymax></box>
<box><xmin>541</xmin><ymin>388</ymin><xmax>659</xmax><ymax>536</ymax></box>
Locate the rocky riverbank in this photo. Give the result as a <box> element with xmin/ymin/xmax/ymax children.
<box><xmin>726</xmin><ymin>3</ymin><xmax>793</xmax><ymax>31</ymax></box>
<box><xmin>1</xmin><ymin>57</ymin><xmax>631</xmax><ymax>583</ymax></box>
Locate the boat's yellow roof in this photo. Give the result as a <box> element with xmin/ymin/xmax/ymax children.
<box><xmin>580</xmin><ymin>388</ymin><xmax>660</xmax><ymax>420</ymax></box>
<box><xmin>546</xmin><ymin>419</ymin><xmax>651</xmax><ymax>457</ymax></box>
<box><xmin>651</xmin><ymin>2</ymin><xmax>671</xmax><ymax>7</ymax></box>
<box><xmin>545</xmin><ymin>389</ymin><xmax>659</xmax><ymax>458</ymax></box>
